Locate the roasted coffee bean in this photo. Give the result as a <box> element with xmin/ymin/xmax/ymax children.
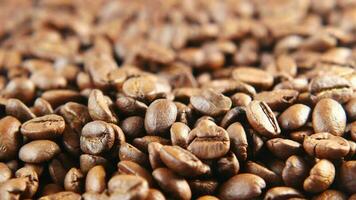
<box><xmin>31</xmin><ymin>70</ymin><xmax>67</xmax><ymax>90</ymax></box>
<box><xmin>115</xmin><ymin>96</ymin><xmax>147</xmax><ymax>116</ymax></box>
<box><xmin>19</xmin><ymin>140</ymin><xmax>60</xmax><ymax>163</ymax></box>
<box><xmin>345</xmin><ymin>98</ymin><xmax>356</xmax><ymax>121</ymax></box>
<box><xmin>170</xmin><ymin>122</ymin><xmax>190</xmax><ymax>148</ymax></box>
<box><xmin>282</xmin><ymin>155</ymin><xmax>310</xmax><ymax>188</ymax></box>
<box><xmin>148</xmin><ymin>142</ymin><xmax>165</xmax><ymax>169</ymax></box>
<box><xmin>196</xmin><ymin>196</ymin><xmax>219</xmax><ymax>200</ymax></box>
<box><xmin>254</xmin><ymin>89</ymin><xmax>299</xmax><ymax>111</ymax></box>
<box><xmin>303</xmin><ymin>159</ymin><xmax>335</xmax><ymax>193</ymax></box>
<box><xmin>231</xmin><ymin>92</ymin><xmax>252</xmax><ymax>107</ymax></box>
<box><xmin>266</xmin><ymin>138</ymin><xmax>302</xmax><ymax>159</ymax></box>
<box><xmin>309</xmin><ymin>75</ymin><xmax>352</xmax><ymax>103</ymax></box>
<box><xmin>312</xmin><ymin>98</ymin><xmax>346</xmax><ymax>136</ymax></box>
<box><xmin>189</xmin><ymin>179</ymin><xmax>219</xmax><ymax>197</ymax></box>
<box><xmin>290</xmin><ymin>128</ymin><xmax>314</xmax><ymax>143</ymax></box>
<box><xmin>122</xmin><ymin>76</ymin><xmax>158</xmax><ymax>101</ymax></box>
<box><xmin>219</xmin><ymin>173</ymin><xmax>266</xmax><ymax>200</ymax></box>
<box><xmin>227</xmin><ymin>122</ymin><xmax>248</xmax><ymax>161</ymax></box>
<box><xmin>117</xmin><ymin>160</ymin><xmax>154</xmax><ymax>187</ymax></box>
<box><xmin>303</xmin><ymin>132</ymin><xmax>350</xmax><ymax>159</ymax></box>
<box><xmin>0</xmin><ymin>162</ymin><xmax>12</xmax><ymax>184</ymax></box>
<box><xmin>339</xmin><ymin>161</ymin><xmax>356</xmax><ymax>194</ymax></box>
<box><xmin>187</xmin><ymin>120</ymin><xmax>230</xmax><ymax>159</ymax></box>
<box><xmin>4</xmin><ymin>77</ymin><xmax>35</xmax><ymax>104</ymax></box>
<box><xmin>0</xmin><ymin>116</ymin><xmax>22</xmax><ymax>160</ymax></box>
<box><xmin>15</xmin><ymin>166</ymin><xmax>39</xmax><ymax>198</ymax></box>
<box><xmin>80</xmin><ymin>154</ymin><xmax>108</xmax><ymax>174</ymax></box>
<box><xmin>153</xmin><ymin>168</ymin><xmax>192</xmax><ymax>200</ymax></box>
<box><xmin>6</xmin><ymin>98</ymin><xmax>36</xmax><ymax>122</ymax></box>
<box><xmin>159</xmin><ymin>145</ymin><xmax>210</xmax><ymax>177</ymax></box>
<box><xmin>145</xmin><ymin>189</ymin><xmax>166</xmax><ymax>200</ymax></box>
<box><xmin>201</xmin><ymin>79</ymin><xmax>256</xmax><ymax>96</ymax></box>
<box><xmin>59</xmin><ymin>102</ymin><xmax>91</xmax><ymax>133</ymax></box>
<box><xmin>119</xmin><ymin>143</ymin><xmax>149</xmax><ymax>167</ymax></box>
<box><xmin>217</xmin><ymin>152</ymin><xmax>240</xmax><ymax>178</ymax></box>
<box><xmin>246</xmin><ymin>101</ymin><xmax>281</xmax><ymax>138</ymax></box>
<box><xmin>145</xmin><ymin>99</ymin><xmax>177</xmax><ymax>135</ymax></box>
<box><xmin>38</xmin><ymin>191</ymin><xmax>81</xmax><ymax>200</ymax></box>
<box><xmin>21</xmin><ymin>114</ymin><xmax>65</xmax><ymax>140</ymax></box>
<box><xmin>32</xmin><ymin>98</ymin><xmax>54</xmax><ymax>116</ymax></box>
<box><xmin>121</xmin><ymin>116</ymin><xmax>145</xmax><ymax>139</ymax></box>
<box><xmin>85</xmin><ymin>165</ymin><xmax>106</xmax><ymax>193</ymax></box>
<box><xmin>264</xmin><ymin>186</ymin><xmax>304</xmax><ymax>200</ymax></box>
<box><xmin>278</xmin><ymin>104</ymin><xmax>311</xmax><ymax>130</ymax></box>
<box><xmin>190</xmin><ymin>89</ymin><xmax>231</xmax><ymax>117</ymax></box>
<box><xmin>174</xmin><ymin>102</ymin><xmax>193</xmax><ymax>124</ymax></box>
<box><xmin>232</xmin><ymin>67</ymin><xmax>274</xmax><ymax>89</ymax></box>
<box><xmin>312</xmin><ymin>190</ymin><xmax>347</xmax><ymax>200</ymax></box>
<box><xmin>80</xmin><ymin>121</ymin><xmax>115</xmax><ymax>155</ymax></box>
<box><xmin>48</xmin><ymin>155</ymin><xmax>72</xmax><ymax>185</ymax></box>
<box><xmin>41</xmin><ymin>89</ymin><xmax>83</xmax><ymax>108</ymax></box>
<box><xmin>41</xmin><ymin>184</ymin><xmax>63</xmax><ymax>196</ymax></box>
<box><xmin>88</xmin><ymin>89</ymin><xmax>117</xmax><ymax>123</ymax></box>
<box><xmin>245</xmin><ymin>161</ymin><xmax>282</xmax><ymax>186</ymax></box>
<box><xmin>64</xmin><ymin>168</ymin><xmax>84</xmax><ymax>193</ymax></box>
<box><xmin>220</xmin><ymin>106</ymin><xmax>246</xmax><ymax>129</ymax></box>
<box><xmin>62</xmin><ymin>126</ymin><xmax>80</xmax><ymax>156</ymax></box>
<box><xmin>0</xmin><ymin>177</ymin><xmax>27</xmax><ymax>200</ymax></box>
<box><xmin>108</xmin><ymin>174</ymin><xmax>149</xmax><ymax>199</ymax></box>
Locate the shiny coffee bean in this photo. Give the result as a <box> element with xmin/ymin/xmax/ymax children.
<box><xmin>88</xmin><ymin>89</ymin><xmax>117</xmax><ymax>123</ymax></box>
<box><xmin>64</xmin><ymin>168</ymin><xmax>84</xmax><ymax>193</ymax></box>
<box><xmin>6</xmin><ymin>98</ymin><xmax>36</xmax><ymax>122</ymax></box>
<box><xmin>266</xmin><ymin>138</ymin><xmax>301</xmax><ymax>159</ymax></box>
<box><xmin>170</xmin><ymin>122</ymin><xmax>190</xmax><ymax>148</ymax></box>
<box><xmin>312</xmin><ymin>190</ymin><xmax>347</xmax><ymax>200</ymax></box>
<box><xmin>117</xmin><ymin>160</ymin><xmax>154</xmax><ymax>187</ymax></box>
<box><xmin>85</xmin><ymin>165</ymin><xmax>106</xmax><ymax>193</ymax></box>
<box><xmin>278</xmin><ymin>104</ymin><xmax>311</xmax><ymax>130</ymax></box>
<box><xmin>254</xmin><ymin>89</ymin><xmax>299</xmax><ymax>111</ymax></box>
<box><xmin>0</xmin><ymin>162</ymin><xmax>12</xmax><ymax>184</ymax></box>
<box><xmin>339</xmin><ymin>161</ymin><xmax>356</xmax><ymax>194</ymax></box>
<box><xmin>145</xmin><ymin>99</ymin><xmax>177</xmax><ymax>135</ymax></box>
<box><xmin>32</xmin><ymin>98</ymin><xmax>54</xmax><ymax>116</ymax></box>
<box><xmin>59</xmin><ymin>102</ymin><xmax>91</xmax><ymax>134</ymax></box>
<box><xmin>108</xmin><ymin>174</ymin><xmax>149</xmax><ymax>200</ymax></box>
<box><xmin>0</xmin><ymin>116</ymin><xmax>22</xmax><ymax>160</ymax></box>
<box><xmin>21</xmin><ymin>114</ymin><xmax>65</xmax><ymax>140</ymax></box>
<box><xmin>282</xmin><ymin>155</ymin><xmax>310</xmax><ymax>188</ymax></box>
<box><xmin>264</xmin><ymin>186</ymin><xmax>304</xmax><ymax>200</ymax></box>
<box><xmin>19</xmin><ymin>140</ymin><xmax>60</xmax><ymax>163</ymax></box>
<box><xmin>119</xmin><ymin>143</ymin><xmax>149</xmax><ymax>167</ymax></box>
<box><xmin>245</xmin><ymin>161</ymin><xmax>281</xmax><ymax>186</ymax></box>
<box><xmin>303</xmin><ymin>159</ymin><xmax>335</xmax><ymax>193</ymax></box>
<box><xmin>232</xmin><ymin>67</ymin><xmax>274</xmax><ymax>89</ymax></box>
<box><xmin>227</xmin><ymin>122</ymin><xmax>248</xmax><ymax>161</ymax></box>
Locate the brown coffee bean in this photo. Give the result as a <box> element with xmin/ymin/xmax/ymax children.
<box><xmin>304</xmin><ymin>159</ymin><xmax>335</xmax><ymax>193</ymax></box>
<box><xmin>122</xmin><ymin>76</ymin><xmax>157</xmax><ymax>101</ymax></box>
<box><xmin>121</xmin><ymin>116</ymin><xmax>145</xmax><ymax>139</ymax></box>
<box><xmin>0</xmin><ymin>162</ymin><xmax>12</xmax><ymax>184</ymax></box>
<box><xmin>145</xmin><ymin>189</ymin><xmax>166</xmax><ymax>200</ymax></box>
<box><xmin>170</xmin><ymin>122</ymin><xmax>190</xmax><ymax>148</ymax></box>
<box><xmin>0</xmin><ymin>177</ymin><xmax>27</xmax><ymax>200</ymax></box>
<box><xmin>339</xmin><ymin>161</ymin><xmax>356</xmax><ymax>194</ymax></box>
<box><xmin>219</xmin><ymin>173</ymin><xmax>266</xmax><ymax>200</ymax></box>
<box><xmin>217</xmin><ymin>152</ymin><xmax>240</xmax><ymax>178</ymax></box>
<box><xmin>159</xmin><ymin>145</ymin><xmax>210</xmax><ymax>177</ymax></box>
<box><xmin>4</xmin><ymin>77</ymin><xmax>35</xmax><ymax>104</ymax></box>
<box><xmin>264</xmin><ymin>186</ymin><xmax>304</xmax><ymax>200</ymax></box>
<box><xmin>278</xmin><ymin>104</ymin><xmax>311</xmax><ymax>130</ymax></box>
<box><xmin>309</xmin><ymin>75</ymin><xmax>352</xmax><ymax>103</ymax></box>
<box><xmin>351</xmin><ymin>121</ymin><xmax>356</xmax><ymax>142</ymax></box>
<box><xmin>189</xmin><ymin>179</ymin><xmax>219</xmax><ymax>197</ymax></box>
<box><xmin>174</xmin><ymin>102</ymin><xmax>193</xmax><ymax>124</ymax></box>
<box><xmin>85</xmin><ymin>165</ymin><xmax>106</xmax><ymax>193</ymax></box>
<box><xmin>303</xmin><ymin>132</ymin><xmax>350</xmax><ymax>159</ymax></box>
<box><xmin>80</xmin><ymin>120</ymin><xmax>115</xmax><ymax>155</ymax></box>
<box><xmin>64</xmin><ymin>168</ymin><xmax>84</xmax><ymax>193</ymax></box>
<box><xmin>282</xmin><ymin>155</ymin><xmax>310</xmax><ymax>188</ymax></box>
<box><xmin>15</xmin><ymin>166</ymin><xmax>39</xmax><ymax>198</ymax></box>
<box><xmin>48</xmin><ymin>154</ymin><xmax>72</xmax><ymax>185</ymax></box>
<box><xmin>345</xmin><ymin>98</ymin><xmax>356</xmax><ymax>121</ymax></box>
<box><xmin>38</xmin><ymin>191</ymin><xmax>81</xmax><ymax>200</ymax></box>
<box><xmin>6</xmin><ymin>98</ymin><xmax>36</xmax><ymax>122</ymax></box>
<box><xmin>312</xmin><ymin>190</ymin><xmax>347</xmax><ymax>200</ymax></box>
<box><xmin>80</xmin><ymin>154</ymin><xmax>108</xmax><ymax>174</ymax></box>
<box><xmin>231</xmin><ymin>92</ymin><xmax>252</xmax><ymax>107</ymax></box>
<box><xmin>117</xmin><ymin>160</ymin><xmax>154</xmax><ymax>187</ymax></box>
<box><xmin>153</xmin><ymin>168</ymin><xmax>192</xmax><ymax>200</ymax></box>
<box><xmin>119</xmin><ymin>143</ymin><xmax>149</xmax><ymax>167</ymax></box>
<box><xmin>41</xmin><ymin>184</ymin><xmax>63</xmax><ymax>196</ymax></box>
<box><xmin>0</xmin><ymin>116</ymin><xmax>22</xmax><ymax>160</ymax></box>
<box><xmin>62</xmin><ymin>126</ymin><xmax>80</xmax><ymax>156</ymax></box>
<box><xmin>145</xmin><ymin>99</ymin><xmax>177</xmax><ymax>135</ymax></box>
<box><xmin>254</xmin><ymin>89</ymin><xmax>299</xmax><ymax>111</ymax></box>
<box><xmin>19</xmin><ymin>140</ymin><xmax>60</xmax><ymax>163</ymax></box>
<box><xmin>246</xmin><ymin>100</ymin><xmax>281</xmax><ymax>138</ymax></box>
<box><xmin>266</xmin><ymin>138</ymin><xmax>302</xmax><ymax>159</ymax></box>
<box><xmin>312</xmin><ymin>98</ymin><xmax>346</xmax><ymax>136</ymax></box>
<box><xmin>21</xmin><ymin>114</ymin><xmax>65</xmax><ymax>140</ymax></box>
<box><xmin>133</xmin><ymin>136</ymin><xmax>170</xmax><ymax>153</ymax></box>
<box><xmin>41</xmin><ymin>89</ymin><xmax>83</xmax><ymax>108</ymax></box>
<box><xmin>187</xmin><ymin>120</ymin><xmax>230</xmax><ymax>159</ymax></box>
<box><xmin>31</xmin><ymin>70</ymin><xmax>67</xmax><ymax>90</ymax></box>
<box><xmin>115</xmin><ymin>96</ymin><xmax>147</xmax><ymax>116</ymax></box>
<box><xmin>220</xmin><ymin>106</ymin><xmax>246</xmax><ymax>129</ymax></box>
<box><xmin>196</xmin><ymin>196</ymin><xmax>219</xmax><ymax>200</ymax></box>
<box><xmin>201</xmin><ymin>79</ymin><xmax>256</xmax><ymax>96</ymax></box>
<box><xmin>108</xmin><ymin>174</ymin><xmax>149</xmax><ymax>200</ymax></box>
<box><xmin>190</xmin><ymin>89</ymin><xmax>231</xmax><ymax>117</ymax></box>
<box><xmin>245</xmin><ymin>161</ymin><xmax>282</xmax><ymax>186</ymax></box>
<box><xmin>232</xmin><ymin>67</ymin><xmax>274</xmax><ymax>89</ymax></box>
<box><xmin>148</xmin><ymin>142</ymin><xmax>164</xmax><ymax>169</ymax></box>
<box><xmin>290</xmin><ymin>128</ymin><xmax>314</xmax><ymax>143</ymax></box>
<box><xmin>59</xmin><ymin>102</ymin><xmax>91</xmax><ymax>134</ymax></box>
<box><xmin>32</xmin><ymin>98</ymin><xmax>54</xmax><ymax>116</ymax></box>
<box><xmin>227</xmin><ymin>122</ymin><xmax>248</xmax><ymax>161</ymax></box>
<box><xmin>88</xmin><ymin>89</ymin><xmax>117</xmax><ymax>123</ymax></box>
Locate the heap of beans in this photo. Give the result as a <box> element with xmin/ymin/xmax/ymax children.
<box><xmin>0</xmin><ymin>0</ymin><xmax>356</xmax><ymax>199</ymax></box>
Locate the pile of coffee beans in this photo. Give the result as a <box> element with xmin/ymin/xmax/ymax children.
<box><xmin>0</xmin><ymin>0</ymin><xmax>356</xmax><ymax>199</ymax></box>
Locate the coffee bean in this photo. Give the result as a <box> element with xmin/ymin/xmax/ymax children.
<box><xmin>4</xmin><ymin>77</ymin><xmax>35</xmax><ymax>104</ymax></box>
<box><xmin>220</xmin><ymin>106</ymin><xmax>246</xmax><ymax>129</ymax></box>
<box><xmin>245</xmin><ymin>161</ymin><xmax>282</xmax><ymax>186</ymax></box>
<box><xmin>6</xmin><ymin>98</ymin><xmax>36</xmax><ymax>122</ymax></box>
<box><xmin>218</xmin><ymin>173</ymin><xmax>266</xmax><ymax>200</ymax></box>
<box><xmin>246</xmin><ymin>100</ymin><xmax>281</xmax><ymax>138</ymax></box>
<box><xmin>15</xmin><ymin>166</ymin><xmax>39</xmax><ymax>198</ymax></box>
<box><xmin>115</xmin><ymin>96</ymin><xmax>147</xmax><ymax>116</ymax></box>
<box><xmin>254</xmin><ymin>89</ymin><xmax>299</xmax><ymax>111</ymax></box>
<box><xmin>231</xmin><ymin>92</ymin><xmax>252</xmax><ymax>107</ymax></box>
<box><xmin>290</xmin><ymin>128</ymin><xmax>314</xmax><ymax>143</ymax></box>
<box><xmin>88</xmin><ymin>89</ymin><xmax>117</xmax><ymax>123</ymax></box>
<box><xmin>59</xmin><ymin>102</ymin><xmax>91</xmax><ymax>134</ymax></box>
<box><xmin>119</xmin><ymin>143</ymin><xmax>149</xmax><ymax>167</ymax></box>
<box><xmin>122</xmin><ymin>76</ymin><xmax>157</xmax><ymax>101</ymax></box>
<box><xmin>117</xmin><ymin>160</ymin><xmax>154</xmax><ymax>187</ymax></box>
<box><xmin>227</xmin><ymin>122</ymin><xmax>248</xmax><ymax>161</ymax></box>
<box><xmin>303</xmin><ymin>132</ymin><xmax>350</xmax><ymax>159</ymax></box>
<box><xmin>80</xmin><ymin>121</ymin><xmax>115</xmax><ymax>155</ymax></box>
<box><xmin>196</xmin><ymin>196</ymin><xmax>219</xmax><ymax>200</ymax></box>
<box><xmin>153</xmin><ymin>168</ymin><xmax>192</xmax><ymax>200</ymax></box>
<box><xmin>201</xmin><ymin>79</ymin><xmax>256</xmax><ymax>96</ymax></box>
<box><xmin>32</xmin><ymin>98</ymin><xmax>54</xmax><ymax>116</ymax></box>
<box><xmin>339</xmin><ymin>161</ymin><xmax>356</xmax><ymax>194</ymax></box>
<box><xmin>145</xmin><ymin>189</ymin><xmax>166</xmax><ymax>200</ymax></box>
<box><xmin>31</xmin><ymin>70</ymin><xmax>67</xmax><ymax>90</ymax></box>
<box><xmin>0</xmin><ymin>116</ymin><xmax>22</xmax><ymax>160</ymax></box>
<box><xmin>148</xmin><ymin>142</ymin><xmax>165</xmax><ymax>169</ymax></box>
<box><xmin>41</xmin><ymin>184</ymin><xmax>63</xmax><ymax>196</ymax></box>
<box><xmin>21</xmin><ymin>114</ymin><xmax>65</xmax><ymax>140</ymax></box>
<box><xmin>312</xmin><ymin>190</ymin><xmax>347</xmax><ymax>200</ymax></box>
<box><xmin>170</xmin><ymin>122</ymin><xmax>190</xmax><ymax>148</ymax></box>
<box><xmin>278</xmin><ymin>104</ymin><xmax>311</xmax><ymax>130</ymax></box>
<box><xmin>121</xmin><ymin>116</ymin><xmax>145</xmax><ymax>139</ymax></box>
<box><xmin>80</xmin><ymin>154</ymin><xmax>107</xmax><ymax>174</ymax></box>
<box><xmin>345</xmin><ymin>98</ymin><xmax>356</xmax><ymax>121</ymax></box>
<box><xmin>145</xmin><ymin>99</ymin><xmax>177</xmax><ymax>135</ymax></box>
<box><xmin>264</xmin><ymin>186</ymin><xmax>304</xmax><ymax>200</ymax></box>
<box><xmin>159</xmin><ymin>145</ymin><xmax>210</xmax><ymax>177</ymax></box>
<box><xmin>64</xmin><ymin>168</ymin><xmax>84</xmax><ymax>193</ymax></box>
<box><xmin>19</xmin><ymin>140</ymin><xmax>60</xmax><ymax>163</ymax></box>
<box><xmin>38</xmin><ymin>191</ymin><xmax>81</xmax><ymax>200</ymax></box>
<box><xmin>0</xmin><ymin>177</ymin><xmax>27</xmax><ymax>200</ymax></box>
<box><xmin>48</xmin><ymin>155</ymin><xmax>72</xmax><ymax>185</ymax></box>
<box><xmin>266</xmin><ymin>138</ymin><xmax>302</xmax><ymax>159</ymax></box>
<box><xmin>133</xmin><ymin>136</ymin><xmax>170</xmax><ymax>153</ymax></box>
<box><xmin>217</xmin><ymin>152</ymin><xmax>240</xmax><ymax>179</ymax></box>
<box><xmin>41</xmin><ymin>89</ymin><xmax>83</xmax><ymax>108</ymax></box>
<box><xmin>190</xmin><ymin>89</ymin><xmax>232</xmax><ymax>117</ymax></box>
<box><xmin>0</xmin><ymin>162</ymin><xmax>12</xmax><ymax>184</ymax></box>
<box><xmin>189</xmin><ymin>179</ymin><xmax>219</xmax><ymax>197</ymax></box>
<box><xmin>187</xmin><ymin>120</ymin><xmax>230</xmax><ymax>159</ymax></box>
<box><xmin>85</xmin><ymin>165</ymin><xmax>106</xmax><ymax>193</ymax></box>
<box><xmin>312</xmin><ymin>98</ymin><xmax>346</xmax><ymax>136</ymax></box>
<box><xmin>282</xmin><ymin>155</ymin><xmax>310</xmax><ymax>188</ymax></box>
<box><xmin>108</xmin><ymin>174</ymin><xmax>149</xmax><ymax>200</ymax></box>
<box><xmin>232</xmin><ymin>67</ymin><xmax>274</xmax><ymax>89</ymax></box>
<box><xmin>303</xmin><ymin>159</ymin><xmax>335</xmax><ymax>193</ymax></box>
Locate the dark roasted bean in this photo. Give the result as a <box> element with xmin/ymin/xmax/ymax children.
<box><xmin>145</xmin><ymin>99</ymin><xmax>177</xmax><ymax>135</ymax></box>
